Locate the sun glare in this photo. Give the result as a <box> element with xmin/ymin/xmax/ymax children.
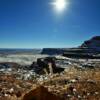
<box><xmin>51</xmin><ymin>0</ymin><xmax>69</xmax><ymax>14</ymax></box>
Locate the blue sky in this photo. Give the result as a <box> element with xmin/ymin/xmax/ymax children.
<box><xmin>0</xmin><ymin>0</ymin><xmax>100</xmax><ymax>48</ymax></box>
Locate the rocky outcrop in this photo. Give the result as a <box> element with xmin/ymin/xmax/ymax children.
<box><xmin>0</xmin><ymin>62</ymin><xmax>20</xmax><ymax>71</ymax></box>
<box><xmin>63</xmin><ymin>36</ymin><xmax>100</xmax><ymax>58</ymax></box>
<box><xmin>23</xmin><ymin>86</ymin><xmax>62</xmax><ymax>100</ymax></box>
<box><xmin>41</xmin><ymin>36</ymin><xmax>100</xmax><ymax>56</ymax></box>
<box><xmin>30</xmin><ymin>57</ymin><xmax>64</xmax><ymax>74</ymax></box>
<box><xmin>81</xmin><ymin>36</ymin><xmax>100</xmax><ymax>51</ymax></box>
<box><xmin>41</xmin><ymin>48</ymin><xmax>66</xmax><ymax>55</ymax></box>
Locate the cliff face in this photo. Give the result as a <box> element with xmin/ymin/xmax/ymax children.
<box><xmin>81</xmin><ymin>36</ymin><xmax>100</xmax><ymax>50</ymax></box>
<box><xmin>41</xmin><ymin>36</ymin><xmax>100</xmax><ymax>56</ymax></box>
<box><xmin>63</xmin><ymin>36</ymin><xmax>100</xmax><ymax>58</ymax></box>
<box><xmin>41</xmin><ymin>48</ymin><xmax>66</xmax><ymax>55</ymax></box>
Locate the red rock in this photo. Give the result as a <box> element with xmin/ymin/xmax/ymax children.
<box><xmin>23</xmin><ymin>86</ymin><xmax>62</xmax><ymax>100</ymax></box>
<box><xmin>15</xmin><ymin>91</ymin><xmax>22</xmax><ymax>97</ymax></box>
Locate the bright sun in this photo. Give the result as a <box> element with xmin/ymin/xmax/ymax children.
<box><xmin>51</xmin><ymin>0</ymin><xmax>69</xmax><ymax>14</ymax></box>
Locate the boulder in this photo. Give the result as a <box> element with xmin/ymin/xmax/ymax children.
<box><xmin>23</xmin><ymin>86</ymin><xmax>62</xmax><ymax>100</ymax></box>
<box><xmin>30</xmin><ymin>57</ymin><xmax>64</xmax><ymax>74</ymax></box>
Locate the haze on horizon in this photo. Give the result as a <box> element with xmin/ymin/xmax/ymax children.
<box><xmin>0</xmin><ymin>0</ymin><xmax>100</xmax><ymax>48</ymax></box>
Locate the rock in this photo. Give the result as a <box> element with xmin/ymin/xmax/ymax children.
<box><xmin>41</xmin><ymin>48</ymin><xmax>66</xmax><ymax>55</ymax></box>
<box><xmin>95</xmin><ymin>92</ymin><xmax>99</xmax><ymax>95</ymax></box>
<box><xmin>15</xmin><ymin>91</ymin><xmax>22</xmax><ymax>98</ymax></box>
<box><xmin>70</xmin><ymin>79</ymin><xmax>77</xmax><ymax>83</ymax></box>
<box><xmin>23</xmin><ymin>86</ymin><xmax>62</xmax><ymax>100</ymax></box>
<box><xmin>81</xmin><ymin>36</ymin><xmax>100</xmax><ymax>50</ymax></box>
<box><xmin>9</xmin><ymin>88</ymin><xmax>14</xmax><ymax>93</ymax></box>
<box><xmin>30</xmin><ymin>57</ymin><xmax>64</xmax><ymax>74</ymax></box>
<box><xmin>73</xmin><ymin>88</ymin><xmax>77</xmax><ymax>92</ymax></box>
<box><xmin>63</xmin><ymin>36</ymin><xmax>100</xmax><ymax>59</ymax></box>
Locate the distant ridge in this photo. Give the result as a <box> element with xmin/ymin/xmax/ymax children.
<box><xmin>63</xmin><ymin>36</ymin><xmax>100</xmax><ymax>59</ymax></box>
<box><xmin>0</xmin><ymin>48</ymin><xmax>41</xmax><ymax>55</ymax></box>
<box><xmin>41</xmin><ymin>36</ymin><xmax>100</xmax><ymax>58</ymax></box>
<box><xmin>81</xmin><ymin>36</ymin><xmax>100</xmax><ymax>50</ymax></box>
<box><xmin>41</xmin><ymin>48</ymin><xmax>67</xmax><ymax>55</ymax></box>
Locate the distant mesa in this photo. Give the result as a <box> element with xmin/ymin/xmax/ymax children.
<box><xmin>41</xmin><ymin>36</ymin><xmax>100</xmax><ymax>59</ymax></box>
<box><xmin>81</xmin><ymin>36</ymin><xmax>100</xmax><ymax>49</ymax></box>
<box><xmin>41</xmin><ymin>48</ymin><xmax>66</xmax><ymax>55</ymax></box>
<box><xmin>63</xmin><ymin>36</ymin><xmax>100</xmax><ymax>59</ymax></box>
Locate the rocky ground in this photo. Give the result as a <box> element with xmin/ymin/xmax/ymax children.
<box><xmin>0</xmin><ymin>36</ymin><xmax>100</xmax><ymax>100</ymax></box>
<box><xmin>0</xmin><ymin>65</ymin><xmax>100</xmax><ymax>100</ymax></box>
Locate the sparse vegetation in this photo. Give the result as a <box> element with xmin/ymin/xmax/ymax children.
<box><xmin>0</xmin><ymin>66</ymin><xmax>100</xmax><ymax>100</ymax></box>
